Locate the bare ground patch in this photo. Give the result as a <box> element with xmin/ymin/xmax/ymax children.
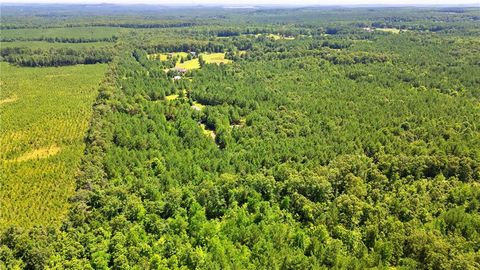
<box><xmin>12</xmin><ymin>146</ymin><xmax>61</xmax><ymax>162</ymax></box>
<box><xmin>0</xmin><ymin>95</ymin><xmax>18</xmax><ymax>105</ymax></box>
<box><xmin>45</xmin><ymin>74</ymin><xmax>72</xmax><ymax>78</ymax></box>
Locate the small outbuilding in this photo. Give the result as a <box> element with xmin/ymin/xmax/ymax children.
<box><xmin>173</xmin><ymin>75</ymin><xmax>182</xmax><ymax>81</ymax></box>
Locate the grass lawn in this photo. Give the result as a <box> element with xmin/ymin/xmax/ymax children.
<box><xmin>202</xmin><ymin>53</ymin><xmax>232</xmax><ymax>64</ymax></box>
<box><xmin>176</xmin><ymin>58</ymin><xmax>200</xmax><ymax>70</ymax></box>
<box><xmin>375</xmin><ymin>28</ymin><xmax>401</xmax><ymax>34</ymax></box>
<box><xmin>165</xmin><ymin>94</ymin><xmax>180</xmax><ymax>101</ymax></box>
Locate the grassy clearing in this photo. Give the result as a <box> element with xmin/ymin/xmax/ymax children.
<box><xmin>267</xmin><ymin>34</ymin><xmax>295</xmax><ymax>40</ymax></box>
<box><xmin>165</xmin><ymin>90</ymin><xmax>187</xmax><ymax>101</ymax></box>
<box><xmin>13</xmin><ymin>146</ymin><xmax>61</xmax><ymax>162</ymax></box>
<box><xmin>149</xmin><ymin>52</ymin><xmax>200</xmax><ymax>70</ymax></box>
<box><xmin>191</xmin><ymin>101</ymin><xmax>206</xmax><ymax>111</ymax></box>
<box><xmin>165</xmin><ymin>94</ymin><xmax>180</xmax><ymax>101</ymax></box>
<box><xmin>0</xmin><ymin>95</ymin><xmax>18</xmax><ymax>105</ymax></box>
<box><xmin>147</xmin><ymin>52</ymin><xmax>232</xmax><ymax>72</ymax></box>
<box><xmin>148</xmin><ymin>53</ymin><xmax>168</xmax><ymax>61</ymax></box>
<box><xmin>176</xmin><ymin>58</ymin><xmax>200</xmax><ymax>70</ymax></box>
<box><xmin>0</xmin><ymin>62</ymin><xmax>107</xmax><ymax>231</ymax></box>
<box><xmin>375</xmin><ymin>28</ymin><xmax>401</xmax><ymax>34</ymax></box>
<box><xmin>243</xmin><ymin>33</ymin><xmax>262</xmax><ymax>38</ymax></box>
<box><xmin>203</xmin><ymin>53</ymin><xmax>232</xmax><ymax>64</ymax></box>
<box><xmin>151</xmin><ymin>52</ymin><xmax>231</xmax><ymax>71</ymax></box>
<box><xmin>148</xmin><ymin>52</ymin><xmax>189</xmax><ymax>61</ymax></box>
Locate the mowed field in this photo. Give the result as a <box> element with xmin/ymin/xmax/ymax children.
<box><xmin>202</xmin><ymin>53</ymin><xmax>232</xmax><ymax>64</ymax></box>
<box><xmin>0</xmin><ymin>62</ymin><xmax>107</xmax><ymax>231</ymax></box>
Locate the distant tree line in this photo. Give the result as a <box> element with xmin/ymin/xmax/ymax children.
<box><xmin>146</xmin><ymin>42</ymin><xmax>226</xmax><ymax>54</ymax></box>
<box><xmin>1</xmin><ymin>47</ymin><xmax>114</xmax><ymax>67</ymax></box>
<box><xmin>0</xmin><ymin>36</ymin><xmax>117</xmax><ymax>43</ymax></box>
<box><xmin>0</xmin><ymin>22</ymin><xmax>197</xmax><ymax>30</ymax></box>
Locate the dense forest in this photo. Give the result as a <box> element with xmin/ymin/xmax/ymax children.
<box><xmin>0</xmin><ymin>4</ymin><xmax>479</xmax><ymax>269</ymax></box>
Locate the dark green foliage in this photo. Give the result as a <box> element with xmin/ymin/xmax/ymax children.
<box><xmin>1</xmin><ymin>5</ymin><xmax>480</xmax><ymax>270</ymax></box>
<box><xmin>1</xmin><ymin>47</ymin><xmax>114</xmax><ymax>67</ymax></box>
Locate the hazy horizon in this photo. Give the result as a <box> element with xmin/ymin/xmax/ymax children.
<box><xmin>1</xmin><ymin>0</ymin><xmax>478</xmax><ymax>6</ymax></box>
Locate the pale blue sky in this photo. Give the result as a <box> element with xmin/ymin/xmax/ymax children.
<box><xmin>1</xmin><ymin>0</ymin><xmax>478</xmax><ymax>5</ymax></box>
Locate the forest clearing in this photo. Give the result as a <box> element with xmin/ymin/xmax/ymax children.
<box><xmin>5</xmin><ymin>145</ymin><xmax>61</xmax><ymax>162</ymax></box>
<box><xmin>150</xmin><ymin>52</ymin><xmax>232</xmax><ymax>72</ymax></box>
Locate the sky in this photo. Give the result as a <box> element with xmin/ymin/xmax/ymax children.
<box><xmin>1</xmin><ymin>0</ymin><xmax>478</xmax><ymax>5</ymax></box>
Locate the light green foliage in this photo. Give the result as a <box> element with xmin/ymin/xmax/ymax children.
<box><xmin>0</xmin><ymin>62</ymin><xmax>107</xmax><ymax>231</ymax></box>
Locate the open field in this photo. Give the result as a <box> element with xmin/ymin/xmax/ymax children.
<box><xmin>191</xmin><ymin>101</ymin><xmax>206</xmax><ymax>111</ymax></box>
<box><xmin>165</xmin><ymin>94</ymin><xmax>180</xmax><ymax>100</ymax></box>
<box><xmin>375</xmin><ymin>28</ymin><xmax>402</xmax><ymax>34</ymax></box>
<box><xmin>0</xmin><ymin>62</ymin><xmax>107</xmax><ymax>231</ymax></box>
<box><xmin>148</xmin><ymin>52</ymin><xmax>200</xmax><ymax>69</ymax></box>
<box><xmin>148</xmin><ymin>53</ymin><xmax>169</xmax><ymax>61</ymax></box>
<box><xmin>176</xmin><ymin>58</ymin><xmax>201</xmax><ymax>69</ymax></box>
<box><xmin>148</xmin><ymin>52</ymin><xmax>189</xmax><ymax>61</ymax></box>
<box><xmin>165</xmin><ymin>89</ymin><xmax>187</xmax><ymax>101</ymax></box>
<box><xmin>202</xmin><ymin>53</ymin><xmax>232</xmax><ymax>64</ymax></box>
<box><xmin>266</xmin><ymin>34</ymin><xmax>295</xmax><ymax>40</ymax></box>
<box><xmin>150</xmin><ymin>52</ymin><xmax>231</xmax><ymax>71</ymax></box>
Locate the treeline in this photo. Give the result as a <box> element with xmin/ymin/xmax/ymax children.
<box><xmin>370</xmin><ymin>22</ymin><xmax>455</xmax><ymax>32</ymax></box>
<box><xmin>0</xmin><ymin>22</ymin><xmax>197</xmax><ymax>30</ymax></box>
<box><xmin>1</xmin><ymin>47</ymin><xmax>114</xmax><ymax>66</ymax></box>
<box><xmin>241</xmin><ymin>49</ymin><xmax>391</xmax><ymax>65</ymax></box>
<box><xmin>146</xmin><ymin>42</ymin><xmax>227</xmax><ymax>54</ymax></box>
<box><xmin>216</xmin><ymin>28</ymin><xmax>306</xmax><ymax>37</ymax></box>
<box><xmin>0</xmin><ymin>36</ymin><xmax>117</xmax><ymax>43</ymax></box>
<box><xmin>86</xmin><ymin>22</ymin><xmax>197</xmax><ymax>29</ymax></box>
